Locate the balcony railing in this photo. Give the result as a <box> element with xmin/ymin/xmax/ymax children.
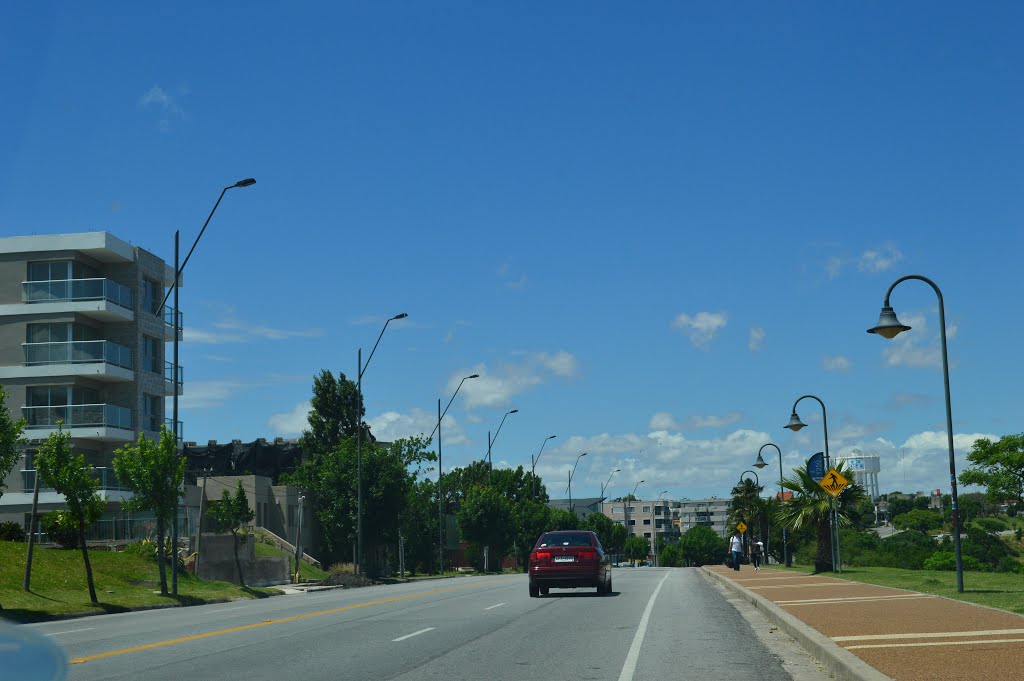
<box><xmin>164</xmin><ymin>361</ymin><xmax>184</xmax><ymax>390</ymax></box>
<box><xmin>22</xmin><ymin>404</ymin><xmax>133</xmax><ymax>430</ymax></box>
<box><xmin>140</xmin><ymin>416</ymin><xmax>182</xmax><ymax>441</ymax></box>
<box><xmin>23</xmin><ymin>340</ymin><xmax>133</xmax><ymax>370</ymax></box>
<box><xmin>23</xmin><ymin>278</ymin><xmax>133</xmax><ymax>310</ymax></box>
<box><xmin>164</xmin><ymin>306</ymin><xmax>183</xmax><ymax>335</ymax></box>
<box><xmin>21</xmin><ymin>467</ymin><xmax>126</xmax><ymax>493</ymax></box>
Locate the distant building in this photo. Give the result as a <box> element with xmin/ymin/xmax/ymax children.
<box><xmin>600</xmin><ymin>497</ymin><xmax>725</xmax><ymax>541</ymax></box>
<box><xmin>837</xmin><ymin>449</ymin><xmax>881</xmax><ymax>500</ymax></box>
<box><xmin>548</xmin><ymin>497</ymin><xmax>604</xmax><ymax>521</ymax></box>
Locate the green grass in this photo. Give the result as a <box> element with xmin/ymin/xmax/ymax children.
<box><xmin>253</xmin><ymin>542</ymin><xmax>327</xmax><ymax>582</ymax></box>
<box><xmin>0</xmin><ymin>541</ymin><xmax>279</xmax><ymax>622</ymax></box>
<box><xmin>764</xmin><ymin>564</ymin><xmax>1024</xmax><ymax>615</ymax></box>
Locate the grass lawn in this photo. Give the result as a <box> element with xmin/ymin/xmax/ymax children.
<box><xmin>766</xmin><ymin>564</ymin><xmax>1024</xmax><ymax>615</ymax></box>
<box><xmin>253</xmin><ymin>542</ymin><xmax>327</xmax><ymax>582</ymax></box>
<box><xmin>0</xmin><ymin>541</ymin><xmax>278</xmax><ymax>623</ymax></box>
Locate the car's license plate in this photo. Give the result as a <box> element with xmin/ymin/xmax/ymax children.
<box><xmin>553</xmin><ymin>556</ymin><xmax>575</xmax><ymax>562</ymax></box>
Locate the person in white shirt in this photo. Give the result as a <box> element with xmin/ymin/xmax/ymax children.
<box><xmin>729</xmin><ymin>531</ymin><xmax>743</xmax><ymax>571</ymax></box>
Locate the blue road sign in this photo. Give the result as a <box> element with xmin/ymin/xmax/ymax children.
<box><xmin>807</xmin><ymin>452</ymin><xmax>825</xmax><ymax>483</ymax></box>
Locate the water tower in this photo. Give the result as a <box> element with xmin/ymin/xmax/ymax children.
<box><xmin>837</xmin><ymin>449</ymin><xmax>881</xmax><ymax>500</ymax></box>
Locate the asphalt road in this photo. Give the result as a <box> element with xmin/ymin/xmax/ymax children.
<box><xmin>28</xmin><ymin>568</ymin><xmax>828</xmax><ymax>681</ymax></box>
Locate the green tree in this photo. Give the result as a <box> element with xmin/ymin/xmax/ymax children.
<box><xmin>774</xmin><ymin>461</ymin><xmax>866</xmax><ymax>573</ymax></box>
<box><xmin>584</xmin><ymin>511</ymin><xmax>627</xmax><ymax>556</ymax></box>
<box><xmin>34</xmin><ymin>426</ymin><xmax>104</xmax><ymax>604</ymax></box>
<box><xmin>113</xmin><ymin>427</ymin><xmax>184</xmax><ymax>596</ymax></box>
<box><xmin>729</xmin><ymin>477</ymin><xmax>764</xmax><ymax>551</ymax></box>
<box><xmin>207</xmin><ymin>481</ymin><xmax>255</xmax><ymax>586</ymax></box>
<box><xmin>299</xmin><ymin>370</ymin><xmax>366</xmax><ymax>456</ymax></box>
<box><xmin>681</xmin><ymin>525</ymin><xmax>727</xmax><ymax>566</ymax></box>
<box><xmin>0</xmin><ymin>385</ymin><xmax>26</xmax><ymax>501</ymax></box>
<box><xmin>402</xmin><ymin>477</ymin><xmax>439</xmax><ymax>575</ymax></box>
<box><xmin>623</xmin><ymin>535</ymin><xmax>649</xmax><ymax>564</ymax></box>
<box><xmin>457</xmin><ymin>486</ymin><xmax>511</xmax><ymax>570</ymax></box>
<box><xmin>892</xmin><ymin>509</ymin><xmax>943</xmax><ymax>534</ymax></box>
<box><xmin>960</xmin><ymin>434</ymin><xmax>1024</xmax><ymax>512</ymax></box>
<box><xmin>512</xmin><ymin>499</ymin><xmax>551</xmax><ymax>570</ymax></box>
<box><xmin>658</xmin><ymin>542</ymin><xmax>686</xmax><ymax>567</ymax></box>
<box><xmin>548</xmin><ymin>508</ymin><xmax>580</xmax><ymax>530</ymax></box>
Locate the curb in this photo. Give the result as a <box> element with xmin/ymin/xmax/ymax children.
<box><xmin>700</xmin><ymin>568</ymin><xmax>895</xmax><ymax>681</ymax></box>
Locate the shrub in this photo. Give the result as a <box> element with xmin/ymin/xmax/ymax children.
<box><xmin>0</xmin><ymin>520</ymin><xmax>26</xmax><ymax>542</ymax></box>
<box><xmin>974</xmin><ymin>517</ymin><xmax>1009</xmax><ymax>533</ymax></box>
<box><xmin>962</xmin><ymin>527</ymin><xmax>1013</xmax><ymax>570</ymax></box>
<box><xmin>923</xmin><ymin>551</ymin><xmax>985</xmax><ymax>571</ymax></box>
<box><xmin>41</xmin><ymin>510</ymin><xmax>80</xmax><ymax>548</ymax></box>
<box><xmin>123</xmin><ymin>537</ymin><xmax>186</xmax><ymax>571</ymax></box>
<box><xmin>875</xmin><ymin>531</ymin><xmax>938</xmax><ymax>570</ymax></box>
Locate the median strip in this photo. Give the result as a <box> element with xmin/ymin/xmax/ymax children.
<box><xmin>70</xmin><ymin>580</ymin><xmax>502</xmax><ymax>665</ymax></box>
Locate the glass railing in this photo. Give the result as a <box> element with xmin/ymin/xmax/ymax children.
<box><xmin>23</xmin><ymin>340</ymin><xmax>133</xmax><ymax>370</ymax></box>
<box><xmin>23</xmin><ymin>278</ymin><xmax>133</xmax><ymax>310</ymax></box>
<box><xmin>164</xmin><ymin>306</ymin><xmax>183</xmax><ymax>334</ymax></box>
<box><xmin>164</xmin><ymin>361</ymin><xmax>183</xmax><ymax>390</ymax></box>
<box><xmin>165</xmin><ymin>418</ymin><xmax>183</xmax><ymax>441</ymax></box>
<box><xmin>22</xmin><ymin>404</ymin><xmax>133</xmax><ymax>430</ymax></box>
<box><xmin>21</xmin><ymin>466</ymin><xmax>125</xmax><ymax>493</ymax></box>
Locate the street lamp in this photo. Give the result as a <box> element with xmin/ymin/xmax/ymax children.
<box><xmin>601</xmin><ymin>468</ymin><xmax>621</xmax><ymax>499</ymax></box>
<box><xmin>755</xmin><ymin>443</ymin><xmax>787</xmax><ymax>566</ymax></box>
<box><xmin>356</xmin><ymin>312</ymin><xmax>408</xmax><ymax>576</ymax></box>
<box><xmin>785</xmin><ymin>394</ymin><xmax>841</xmax><ymax>573</ymax></box>
<box><xmin>624</xmin><ymin>480</ymin><xmax>643</xmax><ymax>565</ymax></box>
<box><xmin>294</xmin><ymin>493</ymin><xmax>306</xmax><ymax>584</ymax></box>
<box><xmin>161</xmin><ymin>177</ymin><xmax>255</xmax><ymax>596</ymax></box>
<box><xmin>487</xmin><ymin>409</ymin><xmax>518</xmax><ymax>483</ymax></box>
<box><xmin>567</xmin><ymin>452</ymin><xmax>588</xmax><ymax>515</ymax></box>
<box><xmin>652</xmin><ymin>490</ymin><xmax>667</xmax><ymax>566</ymax></box>
<box><xmin>531</xmin><ymin>435</ymin><xmax>557</xmax><ymax>500</ymax></box>
<box><xmin>868</xmin><ymin>274</ymin><xmax>964</xmax><ymax>593</ymax></box>
<box><xmin>429</xmin><ymin>373</ymin><xmax>479</xmax><ymax>574</ymax></box>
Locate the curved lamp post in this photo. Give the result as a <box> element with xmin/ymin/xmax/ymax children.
<box><xmin>601</xmin><ymin>468</ymin><xmax>621</xmax><ymax>500</ymax></box>
<box><xmin>868</xmin><ymin>274</ymin><xmax>964</xmax><ymax>592</ymax></box>
<box><xmin>652</xmin><ymin>490</ymin><xmax>668</xmax><ymax>565</ymax></box>
<box><xmin>487</xmin><ymin>409</ymin><xmax>518</xmax><ymax>483</ymax></box>
<box><xmin>356</xmin><ymin>312</ymin><xmax>408</xmax><ymax>575</ymax></box>
<box><xmin>567</xmin><ymin>452</ymin><xmax>588</xmax><ymax>515</ymax></box>
<box><xmin>624</xmin><ymin>480</ymin><xmax>644</xmax><ymax>564</ymax></box>
<box><xmin>161</xmin><ymin>177</ymin><xmax>256</xmax><ymax>596</ymax></box>
<box><xmin>754</xmin><ymin>443</ymin><xmax>786</xmax><ymax>566</ymax></box>
<box><xmin>531</xmin><ymin>435</ymin><xmax>557</xmax><ymax>500</ymax></box>
<box><xmin>429</xmin><ymin>373</ymin><xmax>479</xmax><ymax>573</ymax></box>
<box><xmin>785</xmin><ymin>395</ymin><xmax>841</xmax><ymax>573</ymax></box>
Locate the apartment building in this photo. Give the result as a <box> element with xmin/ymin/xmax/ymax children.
<box><xmin>0</xmin><ymin>232</ymin><xmax>179</xmax><ymax>529</ymax></box>
<box><xmin>600</xmin><ymin>496</ymin><xmax>730</xmax><ymax>540</ymax></box>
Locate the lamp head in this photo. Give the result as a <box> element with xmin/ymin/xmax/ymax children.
<box><xmin>509</xmin><ymin>409</ymin><xmax>519</xmax><ymax>414</ymax></box>
<box><xmin>785</xmin><ymin>412</ymin><xmax>807</xmax><ymax>432</ymax></box>
<box><xmin>754</xmin><ymin>453</ymin><xmax>768</xmax><ymax>469</ymax></box>
<box><xmin>234</xmin><ymin>178</ymin><xmax>256</xmax><ymax>187</ymax></box>
<box><xmin>392</xmin><ymin>313</ymin><xmax>408</xmax><ymax>320</ymax></box>
<box><xmin>467</xmin><ymin>374</ymin><xmax>480</xmax><ymax>379</ymax></box>
<box><xmin>867</xmin><ymin>305</ymin><xmax>911</xmax><ymax>339</ymax></box>
<box><xmin>547</xmin><ymin>435</ymin><xmax>557</xmax><ymax>440</ymax></box>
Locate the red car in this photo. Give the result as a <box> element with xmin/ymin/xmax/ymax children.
<box><xmin>528</xmin><ymin>530</ymin><xmax>612</xmax><ymax>597</ymax></box>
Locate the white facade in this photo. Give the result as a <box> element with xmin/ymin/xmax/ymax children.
<box><xmin>837</xmin><ymin>449</ymin><xmax>881</xmax><ymax>500</ymax></box>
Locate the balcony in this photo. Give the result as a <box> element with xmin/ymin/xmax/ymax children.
<box><xmin>164</xmin><ymin>360</ymin><xmax>184</xmax><ymax>395</ymax></box>
<box><xmin>21</xmin><ymin>467</ymin><xmax>126</xmax><ymax>494</ymax></box>
<box><xmin>0</xmin><ymin>340</ymin><xmax>135</xmax><ymax>383</ymax></box>
<box><xmin>22</xmin><ymin>403</ymin><xmax>134</xmax><ymax>442</ymax></box>
<box><xmin>140</xmin><ymin>415</ymin><xmax>183</xmax><ymax>442</ymax></box>
<box><xmin>15</xmin><ymin>278</ymin><xmax>134</xmax><ymax>322</ymax></box>
<box><xmin>164</xmin><ymin>306</ymin><xmax>183</xmax><ymax>341</ymax></box>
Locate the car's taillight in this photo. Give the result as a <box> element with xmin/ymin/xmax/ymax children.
<box><xmin>577</xmin><ymin>549</ymin><xmax>598</xmax><ymax>564</ymax></box>
<box><xmin>531</xmin><ymin>550</ymin><xmax>551</xmax><ymax>565</ymax></box>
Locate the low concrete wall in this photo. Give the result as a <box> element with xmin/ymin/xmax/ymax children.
<box><xmin>197</xmin><ymin>533</ymin><xmax>289</xmax><ymax>587</ymax></box>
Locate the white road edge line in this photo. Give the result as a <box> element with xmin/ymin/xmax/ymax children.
<box><xmin>617</xmin><ymin>570</ymin><xmax>670</xmax><ymax>681</ymax></box>
<box><xmin>45</xmin><ymin>628</ymin><xmax>94</xmax><ymax>637</ymax></box>
<box><xmin>484</xmin><ymin>603</ymin><xmax>506</xmax><ymax>611</ymax></box>
<box><xmin>393</xmin><ymin>627</ymin><xmax>435</xmax><ymax>642</ymax></box>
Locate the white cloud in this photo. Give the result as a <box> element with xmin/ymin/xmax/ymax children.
<box><xmin>748</xmin><ymin>327</ymin><xmax>765</xmax><ymax>352</ymax></box>
<box><xmin>268</xmin><ymin>401</ymin><xmax>311</xmax><ymax>436</ymax></box>
<box><xmin>138</xmin><ymin>85</ymin><xmax>185</xmax><ymax>132</ymax></box>
<box><xmin>858</xmin><ymin>245</ymin><xmax>903</xmax><ymax>273</ymax></box>
<box><xmin>826</xmin><ymin>257</ymin><xmax>843</xmax><ymax>280</ymax></box>
<box><xmin>822</xmin><ymin>355</ymin><xmax>851</xmax><ymax>372</ymax></box>
<box><xmin>186</xmin><ymin>315</ymin><xmax>323</xmax><ymax>345</ymax></box>
<box><xmin>179</xmin><ymin>379</ymin><xmax>244</xmax><ymax>409</ymax></box>
<box><xmin>879</xmin><ymin>312</ymin><xmax>957</xmax><ymax>369</ymax></box>
<box><xmin>447</xmin><ymin>351</ymin><xmax>579</xmax><ymax>409</ymax></box>
<box><xmin>672</xmin><ymin>311</ymin><xmax>728</xmax><ymax>349</ymax></box>
<box><xmin>647</xmin><ymin>411</ymin><xmax>742</xmax><ymax>431</ymax></box>
<box><xmin>648</xmin><ymin>412</ymin><xmax>680</xmax><ymax>431</ymax></box>
<box><xmin>368</xmin><ymin>408</ymin><xmax>467</xmax><ymax>445</ymax></box>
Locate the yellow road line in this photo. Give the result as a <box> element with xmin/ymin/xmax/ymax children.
<box><xmin>845</xmin><ymin>637</ymin><xmax>1024</xmax><ymax>650</ymax></box>
<box><xmin>70</xmin><ymin>580</ymin><xmax>503</xmax><ymax>665</ymax></box>
<box><xmin>834</xmin><ymin>628</ymin><xmax>1024</xmax><ymax>642</ymax></box>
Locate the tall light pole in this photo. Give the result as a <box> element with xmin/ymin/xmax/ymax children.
<box><xmin>429</xmin><ymin>373</ymin><xmax>479</xmax><ymax>574</ymax></box>
<box><xmin>652</xmin><ymin>490</ymin><xmax>667</xmax><ymax>566</ymax></box>
<box><xmin>785</xmin><ymin>394</ymin><xmax>841</xmax><ymax>573</ymax></box>
<box><xmin>487</xmin><ymin>409</ymin><xmax>518</xmax><ymax>483</ymax></box>
<box><xmin>754</xmin><ymin>443</ymin><xmax>786</xmax><ymax>566</ymax></box>
<box><xmin>601</xmin><ymin>468</ymin><xmax>621</xmax><ymax>499</ymax></box>
<box><xmin>160</xmin><ymin>177</ymin><xmax>255</xmax><ymax>596</ymax></box>
<box><xmin>624</xmin><ymin>480</ymin><xmax>643</xmax><ymax>565</ymax></box>
<box><xmin>531</xmin><ymin>435</ymin><xmax>557</xmax><ymax>500</ymax></box>
<box><xmin>737</xmin><ymin>471</ymin><xmax>760</xmax><ymax>559</ymax></box>
<box><xmin>868</xmin><ymin>274</ymin><xmax>964</xmax><ymax>592</ymax></box>
<box><xmin>356</xmin><ymin>312</ymin><xmax>408</xmax><ymax>575</ymax></box>
<box><xmin>566</xmin><ymin>452</ymin><xmax>588</xmax><ymax>515</ymax></box>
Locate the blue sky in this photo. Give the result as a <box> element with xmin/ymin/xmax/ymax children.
<box><xmin>3</xmin><ymin>3</ymin><xmax>1022</xmax><ymax>502</ymax></box>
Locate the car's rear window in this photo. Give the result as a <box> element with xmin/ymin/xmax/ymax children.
<box><xmin>538</xmin><ymin>532</ymin><xmax>593</xmax><ymax>547</ymax></box>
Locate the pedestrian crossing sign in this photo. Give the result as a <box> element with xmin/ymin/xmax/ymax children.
<box><xmin>736</xmin><ymin>522</ymin><xmax>747</xmax><ymax>534</ymax></box>
<box><xmin>819</xmin><ymin>468</ymin><xmax>849</xmax><ymax>497</ymax></box>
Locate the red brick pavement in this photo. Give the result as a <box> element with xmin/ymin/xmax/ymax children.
<box><xmin>705</xmin><ymin>565</ymin><xmax>1024</xmax><ymax>681</ymax></box>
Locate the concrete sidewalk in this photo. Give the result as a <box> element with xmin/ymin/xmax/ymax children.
<box><xmin>702</xmin><ymin>565</ymin><xmax>1024</xmax><ymax>681</ymax></box>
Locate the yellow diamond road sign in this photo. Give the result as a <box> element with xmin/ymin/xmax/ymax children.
<box><xmin>736</xmin><ymin>522</ymin><xmax>747</xmax><ymax>534</ymax></box>
<box><xmin>819</xmin><ymin>468</ymin><xmax>849</xmax><ymax>497</ymax></box>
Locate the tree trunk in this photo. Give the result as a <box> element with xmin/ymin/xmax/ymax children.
<box><xmin>79</xmin><ymin>520</ymin><xmax>98</xmax><ymax>604</ymax></box>
<box><xmin>814</xmin><ymin>519</ymin><xmax>833</xmax><ymax>574</ymax></box>
<box><xmin>231</xmin><ymin>530</ymin><xmax>246</xmax><ymax>587</ymax></box>
<box><xmin>156</xmin><ymin>515</ymin><xmax>168</xmax><ymax>596</ymax></box>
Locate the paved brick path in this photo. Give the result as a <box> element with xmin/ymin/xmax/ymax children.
<box><xmin>705</xmin><ymin>565</ymin><xmax>1024</xmax><ymax>681</ymax></box>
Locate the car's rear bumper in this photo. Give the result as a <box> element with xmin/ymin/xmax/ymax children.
<box><xmin>529</xmin><ymin>565</ymin><xmax>603</xmax><ymax>588</ymax></box>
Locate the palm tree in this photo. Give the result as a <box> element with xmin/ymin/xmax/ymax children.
<box><xmin>729</xmin><ymin>478</ymin><xmax>763</xmax><ymax>556</ymax></box>
<box><xmin>774</xmin><ymin>461</ymin><xmax>866</xmax><ymax>573</ymax></box>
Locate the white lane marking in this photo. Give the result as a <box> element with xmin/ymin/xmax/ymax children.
<box><xmin>834</xmin><ymin>628</ymin><xmax>1024</xmax><ymax>642</ymax></box>
<box><xmin>45</xmin><ymin>628</ymin><xmax>93</xmax><ymax>637</ymax></box>
<box><xmin>778</xmin><ymin>594</ymin><xmax>934</xmax><ymax>606</ymax></box>
<box><xmin>846</xmin><ymin>638</ymin><xmax>1024</xmax><ymax>650</ymax></box>
<box><xmin>206</xmin><ymin>608</ymin><xmax>242</xmax><ymax>614</ymax></box>
<box><xmin>484</xmin><ymin>603</ymin><xmax>506</xmax><ymax>611</ymax></box>
<box><xmin>393</xmin><ymin>627</ymin><xmax>435</xmax><ymax>642</ymax></box>
<box><xmin>617</xmin><ymin>570</ymin><xmax>670</xmax><ymax>681</ymax></box>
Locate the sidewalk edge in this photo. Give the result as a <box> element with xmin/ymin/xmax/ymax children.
<box><xmin>700</xmin><ymin>568</ymin><xmax>895</xmax><ymax>681</ymax></box>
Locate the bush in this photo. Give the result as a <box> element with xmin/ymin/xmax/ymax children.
<box><xmin>962</xmin><ymin>527</ymin><xmax>1014</xmax><ymax>570</ymax></box>
<box><xmin>123</xmin><ymin>537</ymin><xmax>186</xmax><ymax>572</ymax></box>
<box><xmin>974</xmin><ymin>517</ymin><xmax>1009</xmax><ymax>533</ymax></box>
<box><xmin>874</xmin><ymin>531</ymin><xmax>938</xmax><ymax>570</ymax></box>
<box><xmin>923</xmin><ymin>551</ymin><xmax>985</xmax><ymax>571</ymax></box>
<box><xmin>41</xmin><ymin>510</ymin><xmax>80</xmax><ymax>548</ymax></box>
<box><xmin>0</xmin><ymin>520</ymin><xmax>26</xmax><ymax>542</ymax></box>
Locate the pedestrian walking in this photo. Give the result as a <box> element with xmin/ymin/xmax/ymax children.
<box><xmin>729</xmin><ymin>530</ymin><xmax>743</xmax><ymax>571</ymax></box>
<box><xmin>751</xmin><ymin>538</ymin><xmax>763</xmax><ymax>571</ymax></box>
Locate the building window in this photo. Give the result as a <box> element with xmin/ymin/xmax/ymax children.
<box><xmin>142</xmin><ymin>336</ymin><xmax>160</xmax><ymax>374</ymax></box>
<box><xmin>642</xmin><ymin>506</ymin><xmax>650</xmax><ymax>513</ymax></box>
<box><xmin>643</xmin><ymin>532</ymin><xmax>651</xmax><ymax>538</ymax></box>
<box><xmin>611</xmin><ymin>507</ymin><xmax>623</xmax><ymax>514</ymax></box>
<box><xmin>28</xmin><ymin>260</ymin><xmax>96</xmax><ymax>282</ymax></box>
<box><xmin>142</xmin><ymin>278</ymin><xmax>162</xmax><ymax>315</ymax></box>
<box><xmin>626</xmin><ymin>506</ymin><xmax>635</xmax><ymax>513</ymax></box>
<box><xmin>143</xmin><ymin>394</ymin><xmax>161</xmax><ymax>431</ymax></box>
<box><xmin>629</xmin><ymin>519</ymin><xmax>636</xmax><ymax>526</ymax></box>
<box><xmin>643</xmin><ymin>518</ymin><xmax>651</xmax><ymax>525</ymax></box>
